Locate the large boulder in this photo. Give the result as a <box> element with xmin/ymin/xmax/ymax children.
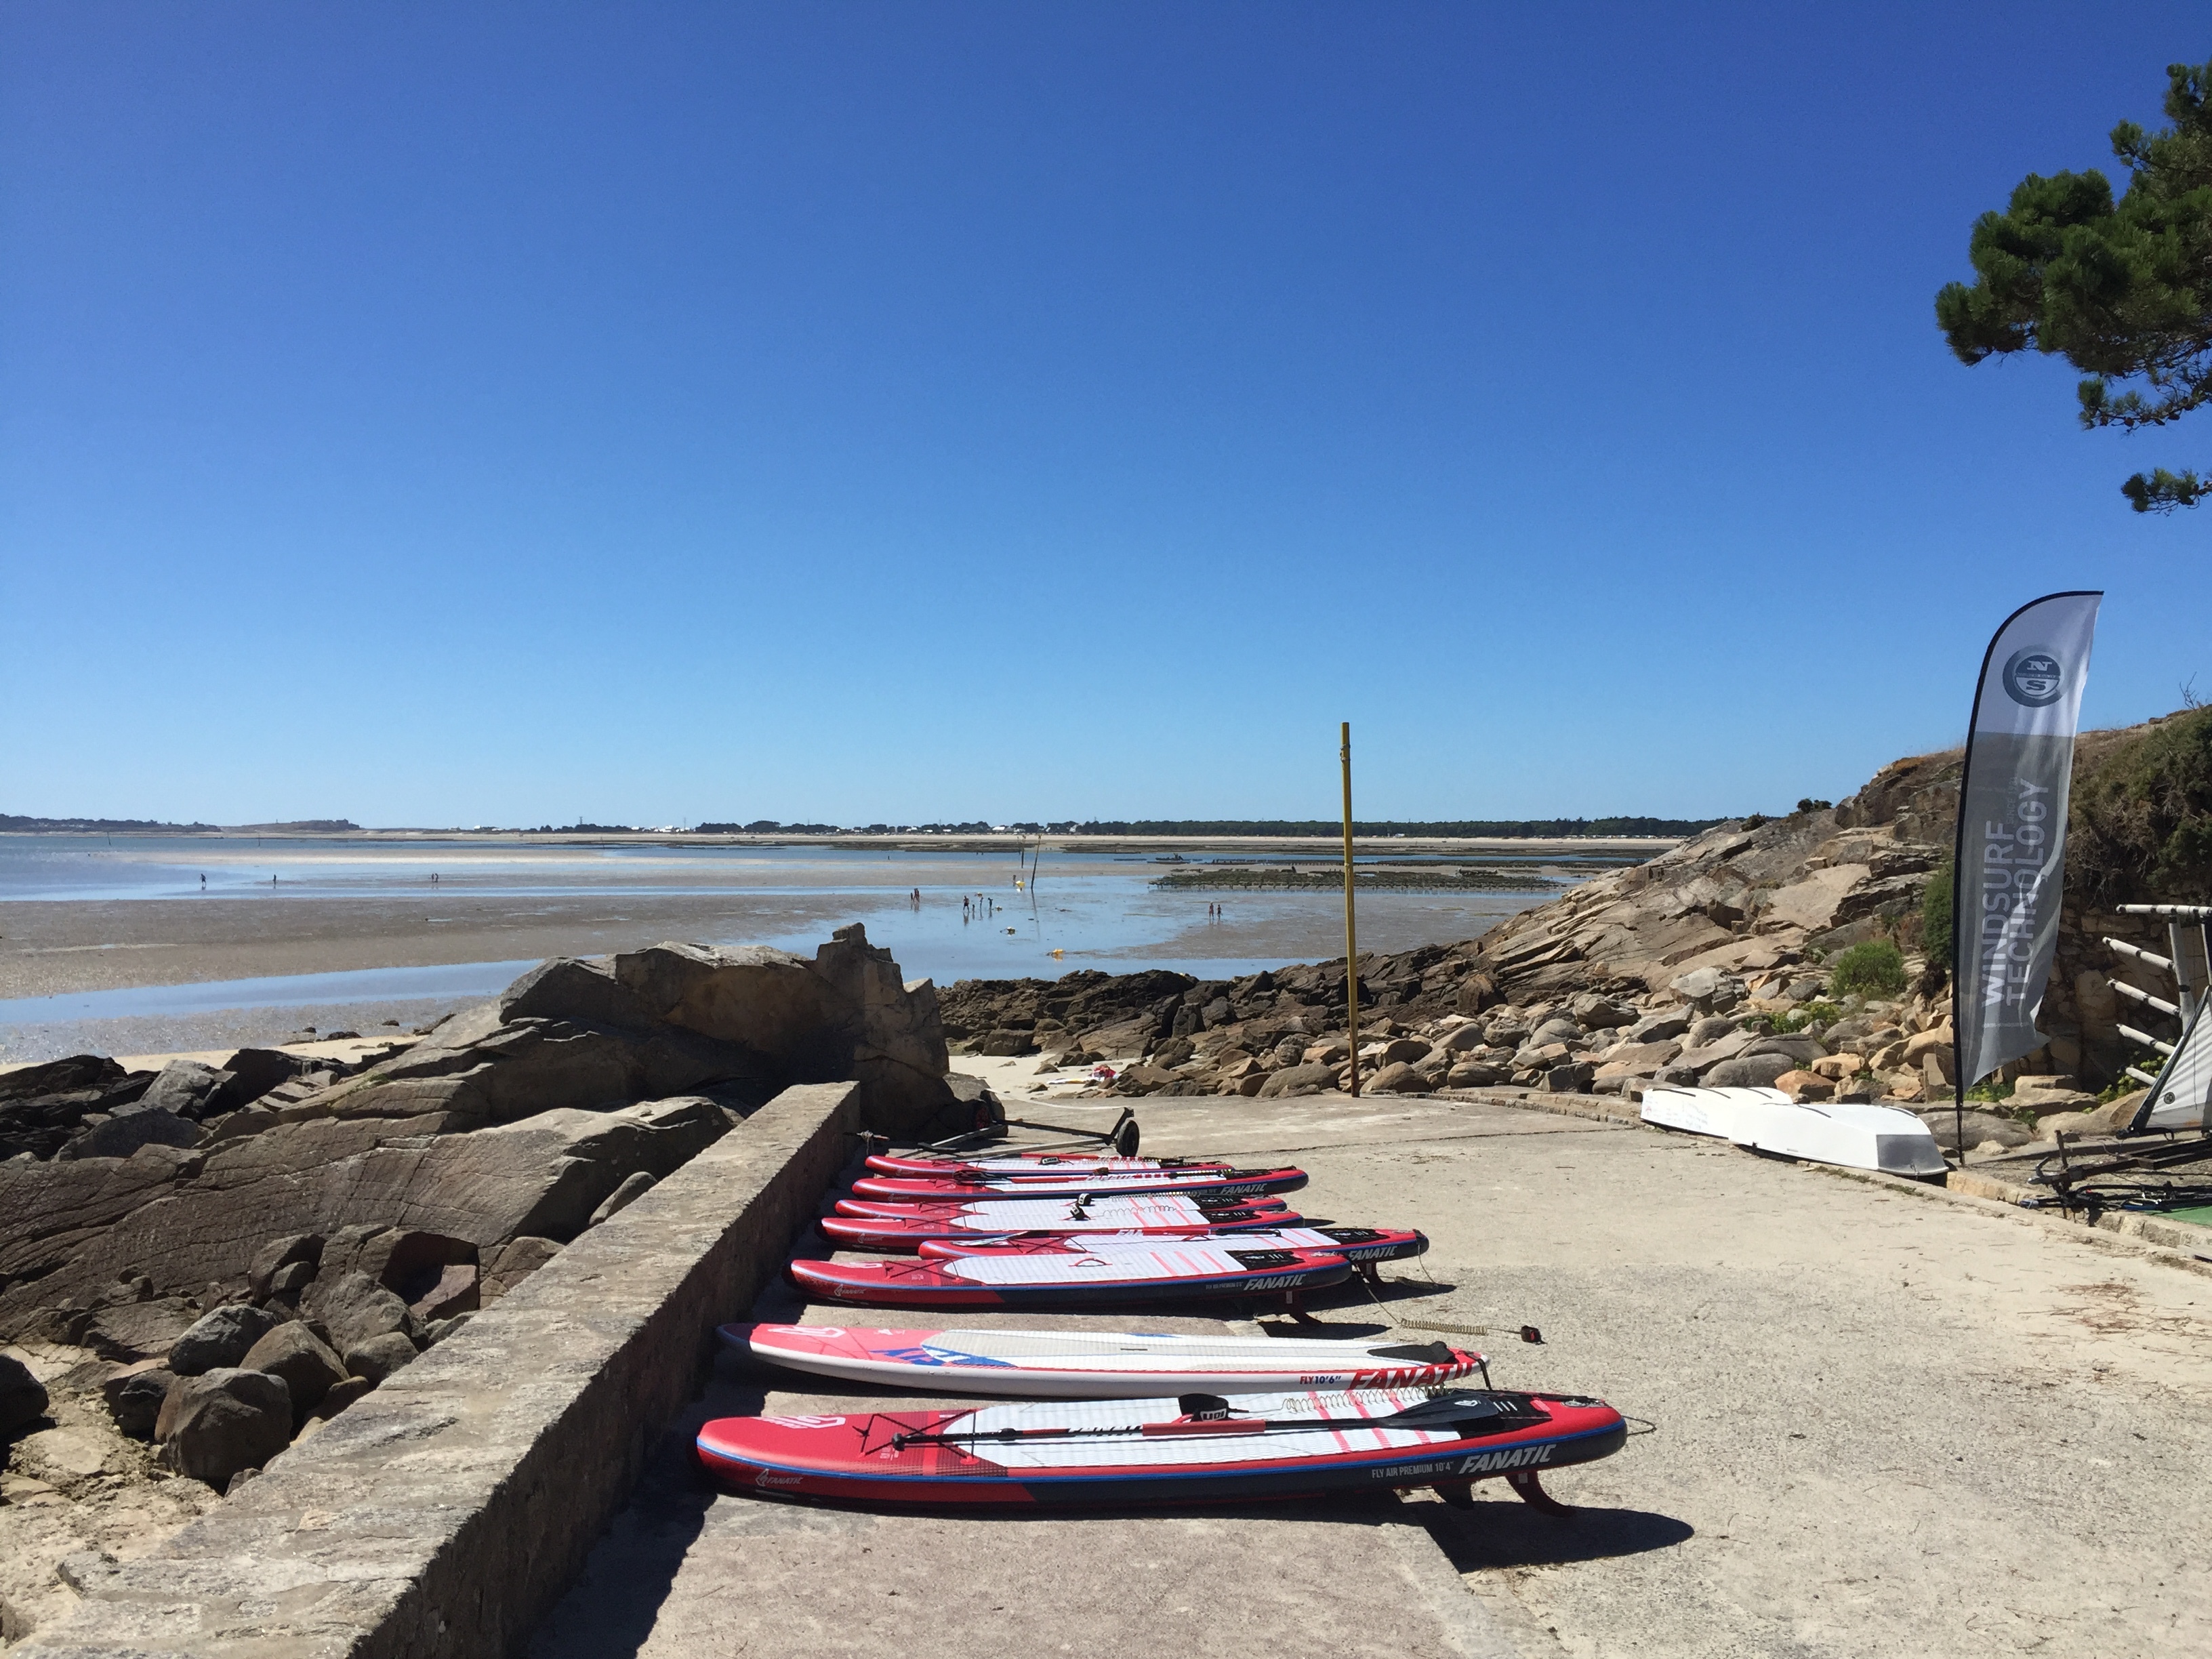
<box><xmin>169</xmin><ymin>1305</ymin><xmax>285</xmax><ymax>1376</ymax></box>
<box><xmin>155</xmin><ymin>1368</ymin><xmax>291</xmax><ymax>1488</ymax></box>
<box><xmin>611</xmin><ymin>927</ymin><xmax>954</xmax><ymax>1130</ymax></box>
<box><xmin>1256</xmin><ymin>1063</ymin><xmax>1341</xmax><ymax>1099</ymax></box>
<box><xmin>239</xmin><ymin>1322</ymin><xmax>346</xmax><ymax>1416</ymax></box>
<box><xmin>1704</xmin><ymin>1054</ymin><xmax>1799</xmax><ymax>1090</ymax></box>
<box><xmin>137</xmin><ymin>1061</ymin><xmax>236</xmax><ymax>1120</ymax></box>
<box><xmin>82</xmin><ymin>1296</ymin><xmax>199</xmax><ymax>1363</ymax></box>
<box><xmin>0</xmin><ymin>1056</ymin><xmax>157</xmax><ymax>1160</ymax></box>
<box><xmin>300</xmin><ymin>1271</ymin><xmax>415</xmax><ymax>1354</ymax></box>
<box><xmin>58</xmin><ymin>1108</ymin><xmax>200</xmax><ymax>1162</ymax></box>
<box><xmin>0</xmin><ymin>1353</ymin><xmax>49</xmax><ymax>1434</ymax></box>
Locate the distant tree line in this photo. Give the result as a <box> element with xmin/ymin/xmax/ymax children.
<box><xmin>1068</xmin><ymin>817</ymin><xmax>1730</xmax><ymax>838</ymax></box>
<box><xmin>686</xmin><ymin>817</ymin><xmax>1726</xmax><ymax>838</ymax></box>
<box><xmin>1</xmin><ymin>814</ymin><xmax>218</xmax><ymax>832</ymax></box>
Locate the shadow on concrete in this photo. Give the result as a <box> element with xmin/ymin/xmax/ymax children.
<box><xmin>1406</xmin><ymin>1494</ymin><xmax>1695</xmax><ymax>1569</ymax></box>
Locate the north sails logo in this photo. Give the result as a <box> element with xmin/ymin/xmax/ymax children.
<box><xmin>2003</xmin><ymin>648</ymin><xmax>2064</xmax><ymax>707</ymax></box>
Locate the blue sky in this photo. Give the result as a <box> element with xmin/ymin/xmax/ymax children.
<box><xmin>5</xmin><ymin>3</ymin><xmax>2208</xmax><ymax>827</ymax></box>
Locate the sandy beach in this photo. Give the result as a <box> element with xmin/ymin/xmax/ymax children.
<box><xmin>0</xmin><ymin>834</ymin><xmax>1635</xmax><ymax>1061</ymax></box>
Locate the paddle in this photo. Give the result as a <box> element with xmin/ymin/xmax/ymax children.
<box><xmin>887</xmin><ymin>1389</ymin><xmax>1538</xmax><ymax>1452</ymax></box>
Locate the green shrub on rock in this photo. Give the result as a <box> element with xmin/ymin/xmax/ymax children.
<box><xmin>1919</xmin><ymin>859</ymin><xmax>1953</xmax><ymax>960</ymax></box>
<box><xmin>1829</xmin><ymin>940</ymin><xmax>1907</xmax><ymax>998</ymax></box>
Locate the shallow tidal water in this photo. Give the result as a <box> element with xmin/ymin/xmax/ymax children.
<box><xmin>0</xmin><ymin>835</ymin><xmax>1591</xmax><ymax>1062</ymax></box>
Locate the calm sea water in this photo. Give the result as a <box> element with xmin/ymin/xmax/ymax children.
<box><xmin>0</xmin><ymin>835</ymin><xmax>1585</xmax><ymax>1041</ymax></box>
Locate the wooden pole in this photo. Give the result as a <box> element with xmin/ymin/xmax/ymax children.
<box><xmin>1340</xmin><ymin>721</ymin><xmax>1361</xmax><ymax>1098</ymax></box>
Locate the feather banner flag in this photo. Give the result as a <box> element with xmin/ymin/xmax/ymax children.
<box><xmin>1951</xmin><ymin>592</ymin><xmax>2102</xmax><ymax>1091</ymax></box>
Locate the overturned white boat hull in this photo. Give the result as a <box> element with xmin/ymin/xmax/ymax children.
<box><xmin>1641</xmin><ymin>1086</ymin><xmax>1946</xmax><ymax>1178</ymax></box>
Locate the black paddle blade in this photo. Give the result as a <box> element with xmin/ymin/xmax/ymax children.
<box><xmin>1371</xmin><ymin>1341</ymin><xmax>1456</xmax><ymax>1364</ymax></box>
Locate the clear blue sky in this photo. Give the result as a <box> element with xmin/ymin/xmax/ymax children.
<box><xmin>5</xmin><ymin>3</ymin><xmax>2207</xmax><ymax>828</ymax></box>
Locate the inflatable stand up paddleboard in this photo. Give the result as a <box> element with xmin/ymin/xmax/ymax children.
<box><xmin>848</xmin><ymin>1166</ymin><xmax>1309</xmax><ymax>1202</ymax></box>
<box><xmin>864</xmin><ymin>1151</ymin><xmax>1230</xmax><ymax>1177</ymax></box>
<box><xmin>790</xmin><ymin>1242</ymin><xmax>1353</xmax><ymax>1308</ymax></box>
<box><xmin>699</xmin><ymin>1385</ymin><xmax>1627</xmax><ymax>1509</ymax></box>
<box><xmin>724</xmin><ymin>1324</ymin><xmax>1486</xmax><ymax>1397</ymax></box>
<box><xmin>833</xmin><ymin>1191</ymin><xmax>1289</xmax><ymax>1222</ymax></box>
<box><xmin>821</xmin><ymin>1206</ymin><xmax>1303</xmax><ymax>1252</ymax></box>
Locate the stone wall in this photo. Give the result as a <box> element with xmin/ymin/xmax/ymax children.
<box><xmin>18</xmin><ymin>1080</ymin><xmax>861</xmax><ymax>1659</ymax></box>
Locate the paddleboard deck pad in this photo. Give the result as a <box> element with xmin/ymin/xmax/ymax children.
<box><xmin>847</xmin><ymin>1167</ymin><xmax>1309</xmax><ymax>1201</ymax></box>
<box><xmin>790</xmin><ymin>1243</ymin><xmax>1353</xmax><ymax>1307</ymax></box>
<box><xmin>822</xmin><ymin>1206</ymin><xmax>1303</xmax><ymax>1252</ymax></box>
<box><xmin>697</xmin><ymin>1386</ymin><xmax>1626</xmax><ymax>1507</ymax></box>
<box><xmin>917</xmin><ymin>1225</ymin><xmax>1427</xmax><ymax>1264</ymax></box>
<box><xmin>723</xmin><ymin>1324</ymin><xmax>1486</xmax><ymax>1397</ymax></box>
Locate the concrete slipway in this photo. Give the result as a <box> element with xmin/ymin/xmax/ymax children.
<box><xmin>534</xmin><ymin>1084</ymin><xmax>2212</xmax><ymax>1659</ymax></box>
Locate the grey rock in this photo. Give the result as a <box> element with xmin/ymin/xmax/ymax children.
<box><xmin>301</xmin><ymin>1271</ymin><xmax>415</xmax><ymax>1355</ymax></box>
<box><xmin>588</xmin><ymin>1170</ymin><xmax>657</xmax><ymax>1227</ymax></box>
<box><xmin>138</xmin><ymin>1060</ymin><xmax>237</xmax><ymax>1120</ymax></box>
<box><xmin>1438</xmin><ymin>1025</ymin><xmax>1489</xmax><ymax>1053</ymax></box>
<box><xmin>1529</xmin><ymin>1017</ymin><xmax>1580</xmax><ymax>1048</ymax></box>
<box><xmin>240</xmin><ymin>1322</ymin><xmax>346</xmax><ymax>1416</ymax></box>
<box><xmin>1687</xmin><ymin>1015</ymin><xmax>1739</xmax><ymax>1044</ymax></box>
<box><xmin>168</xmin><ymin>1304</ymin><xmax>283</xmax><ymax>1376</ymax></box>
<box><xmin>480</xmin><ymin>1237</ymin><xmax>561</xmax><ymax>1303</ymax></box>
<box><xmin>498</xmin><ymin>955</ymin><xmax>661</xmax><ymax>1030</ymax></box>
<box><xmin>311</xmin><ymin>1375</ymin><xmax>374</xmax><ymax>1420</ymax></box>
<box><xmin>100</xmin><ymin>1363</ymin><xmax>171</xmax><ymax>1439</ymax></box>
<box><xmin>1568</xmin><ymin>993</ymin><xmax>1637</xmax><ymax>1029</ymax></box>
<box><xmin>344</xmin><ymin>1331</ymin><xmax>419</xmax><ymax>1385</ymax></box>
<box><xmin>1704</xmin><ymin>1054</ymin><xmax>1799</xmax><ymax>1089</ymax></box>
<box><xmin>1540</xmin><ymin>1061</ymin><xmax>1595</xmax><ymax>1094</ymax></box>
<box><xmin>155</xmin><ymin>1368</ymin><xmax>292</xmax><ymax>1488</ymax></box>
<box><xmin>406</xmin><ymin>1263</ymin><xmax>480</xmax><ymax>1322</ymax></box>
<box><xmin>247</xmin><ymin>1233</ymin><xmax>325</xmax><ymax>1299</ymax></box>
<box><xmin>82</xmin><ymin>1296</ymin><xmax>199</xmax><ymax>1363</ymax></box>
<box><xmin>0</xmin><ymin>1352</ymin><xmax>49</xmax><ymax>1434</ymax></box>
<box><xmin>1374</xmin><ymin>1038</ymin><xmax>1432</xmax><ymax>1067</ymax></box>
<box><xmin>1151</xmin><ymin>1036</ymin><xmax>1195</xmax><ymax>1069</ymax></box>
<box><xmin>1784</xmin><ymin>975</ymin><xmax>1827</xmax><ymax>1002</ymax></box>
<box><xmin>1743</xmin><ymin>1033</ymin><xmax>1828</xmax><ymax>1065</ymax></box>
<box><xmin>1256</xmin><ymin>1063</ymin><xmax>1339</xmax><ymax>1100</ymax></box>
<box><xmin>1919</xmin><ymin>1108</ymin><xmax>2032</xmax><ymax>1152</ymax></box>
<box><xmin>58</xmin><ymin>1107</ymin><xmax>199</xmax><ymax>1161</ymax></box>
<box><xmin>1624</xmin><ymin>1012</ymin><xmax>1692</xmax><ymax>1044</ymax></box>
<box><xmin>1443</xmin><ymin>1061</ymin><xmax>1504</xmax><ymax>1088</ymax></box>
<box><xmin>1671</xmin><ymin>968</ymin><xmax>1747</xmax><ymax>1010</ymax></box>
<box><xmin>1366</xmin><ymin>1061</ymin><xmax>1431</xmax><ymax>1094</ymax></box>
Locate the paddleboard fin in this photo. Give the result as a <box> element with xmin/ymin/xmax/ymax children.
<box><xmin>1507</xmin><ymin>1469</ymin><xmax>1574</xmax><ymax>1516</ymax></box>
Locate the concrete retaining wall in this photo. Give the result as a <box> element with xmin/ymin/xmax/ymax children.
<box><xmin>22</xmin><ymin>1080</ymin><xmax>861</xmax><ymax>1659</ymax></box>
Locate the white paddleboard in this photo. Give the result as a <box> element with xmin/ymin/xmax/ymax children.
<box><xmin>724</xmin><ymin>1323</ymin><xmax>1485</xmax><ymax>1397</ymax></box>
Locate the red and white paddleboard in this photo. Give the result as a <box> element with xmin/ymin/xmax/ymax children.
<box><xmin>822</xmin><ymin>1205</ymin><xmax>1303</xmax><ymax>1252</ymax></box>
<box><xmin>723</xmin><ymin>1323</ymin><xmax>1486</xmax><ymax>1397</ymax></box>
<box><xmin>917</xmin><ymin>1224</ymin><xmax>1429</xmax><ymax>1265</ymax></box>
<box><xmin>697</xmin><ymin>1386</ymin><xmax>1629</xmax><ymax>1507</ymax></box>
<box><xmin>863</xmin><ymin>1151</ymin><xmax>1231</xmax><ymax>1177</ymax></box>
<box><xmin>833</xmin><ymin>1192</ymin><xmax>1289</xmax><ymax>1222</ymax></box>
<box><xmin>848</xmin><ymin>1166</ymin><xmax>1307</xmax><ymax>1202</ymax></box>
<box><xmin>791</xmin><ymin>1242</ymin><xmax>1353</xmax><ymax>1307</ymax></box>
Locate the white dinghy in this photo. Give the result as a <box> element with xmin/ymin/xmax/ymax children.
<box><xmin>1641</xmin><ymin>1086</ymin><xmax>1946</xmax><ymax>1177</ymax></box>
